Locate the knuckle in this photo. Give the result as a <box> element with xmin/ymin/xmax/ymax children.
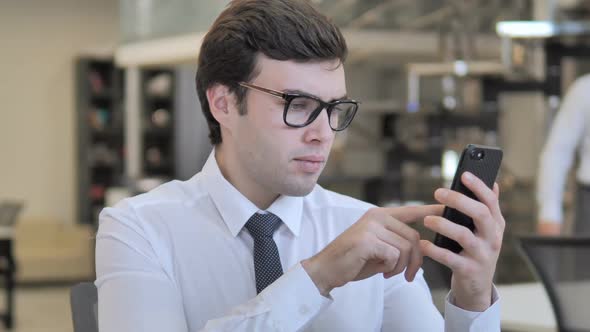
<box><xmin>491</xmin><ymin>236</ymin><xmax>503</xmax><ymax>252</ymax></box>
<box><xmin>459</xmin><ymin>229</ymin><xmax>473</xmax><ymax>246</ymax></box>
<box><xmin>498</xmin><ymin>216</ymin><xmax>506</xmax><ymax>230</ymax></box>
<box><xmin>387</xmin><ymin>253</ymin><xmax>400</xmax><ymax>271</ymax></box>
<box><xmin>442</xmin><ymin>250</ymin><xmax>454</xmax><ymax>266</ymax></box>
<box><xmin>363</xmin><ymin>231</ymin><xmax>375</xmax><ymax>244</ymax></box>
<box><xmin>399</xmin><ymin>242</ymin><xmax>411</xmax><ymax>257</ymax></box>
<box><xmin>368</xmin><ymin>207</ymin><xmax>383</xmax><ymax>218</ymax></box>
<box><xmin>475</xmin><ymin>203</ymin><xmax>490</xmax><ymax>221</ymax></box>
<box><xmin>356</xmin><ymin>232</ymin><xmax>373</xmax><ymax>247</ymax></box>
<box><xmin>385</xmin><ymin>249</ymin><xmax>397</xmax><ymax>263</ymax></box>
<box><xmin>362</xmin><ymin>208</ymin><xmax>376</xmax><ymax>220</ymax></box>
<box><xmin>386</xmin><ymin>260</ymin><xmax>397</xmax><ymax>272</ymax></box>
<box><xmin>364</xmin><ymin>219</ymin><xmax>377</xmax><ymax>232</ymax></box>
<box><xmin>405</xmin><ymin>239</ymin><xmax>414</xmax><ymax>253</ymax></box>
<box><xmin>464</xmin><ymin>236</ymin><xmax>478</xmax><ymax>251</ymax></box>
<box><xmin>410</xmin><ymin>229</ymin><xmax>420</xmax><ymax>243</ymax></box>
<box><xmin>488</xmin><ymin>195</ymin><xmax>499</xmax><ymax>208</ymax></box>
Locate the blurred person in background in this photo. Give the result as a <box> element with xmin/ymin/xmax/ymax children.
<box><xmin>537</xmin><ymin>74</ymin><xmax>590</xmax><ymax>236</ymax></box>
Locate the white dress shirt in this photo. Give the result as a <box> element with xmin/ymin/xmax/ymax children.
<box><xmin>95</xmin><ymin>151</ymin><xmax>501</xmax><ymax>331</ymax></box>
<box><xmin>538</xmin><ymin>74</ymin><xmax>590</xmax><ymax>223</ymax></box>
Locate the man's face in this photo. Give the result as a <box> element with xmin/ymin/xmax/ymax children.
<box><xmin>230</xmin><ymin>55</ymin><xmax>346</xmax><ymax>197</ymax></box>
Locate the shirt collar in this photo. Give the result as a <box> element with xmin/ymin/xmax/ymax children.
<box><xmin>197</xmin><ymin>149</ymin><xmax>303</xmax><ymax>238</ymax></box>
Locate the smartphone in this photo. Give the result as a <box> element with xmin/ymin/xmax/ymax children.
<box><xmin>433</xmin><ymin>144</ymin><xmax>503</xmax><ymax>253</ymax></box>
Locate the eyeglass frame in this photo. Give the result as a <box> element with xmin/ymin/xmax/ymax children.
<box><xmin>238</xmin><ymin>82</ymin><xmax>360</xmax><ymax>131</ymax></box>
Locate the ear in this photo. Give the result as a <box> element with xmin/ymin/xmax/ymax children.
<box><xmin>206</xmin><ymin>84</ymin><xmax>234</xmax><ymax>128</ymax></box>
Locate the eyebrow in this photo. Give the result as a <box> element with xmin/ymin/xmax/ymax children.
<box><xmin>283</xmin><ymin>89</ymin><xmax>349</xmax><ymax>102</ymax></box>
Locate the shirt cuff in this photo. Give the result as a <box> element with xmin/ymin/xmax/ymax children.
<box><xmin>258</xmin><ymin>262</ymin><xmax>332</xmax><ymax>331</ymax></box>
<box><xmin>444</xmin><ymin>285</ymin><xmax>501</xmax><ymax>332</ymax></box>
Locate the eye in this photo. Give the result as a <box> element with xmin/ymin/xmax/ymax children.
<box><xmin>289</xmin><ymin>97</ymin><xmax>315</xmax><ymax>112</ymax></box>
<box><xmin>291</xmin><ymin>103</ymin><xmax>307</xmax><ymax>109</ymax></box>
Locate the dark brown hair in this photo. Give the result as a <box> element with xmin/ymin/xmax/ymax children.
<box><xmin>195</xmin><ymin>0</ymin><xmax>348</xmax><ymax>145</ymax></box>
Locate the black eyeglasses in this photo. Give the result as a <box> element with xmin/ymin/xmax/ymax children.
<box><xmin>238</xmin><ymin>82</ymin><xmax>359</xmax><ymax>131</ymax></box>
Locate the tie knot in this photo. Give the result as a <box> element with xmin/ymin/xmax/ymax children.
<box><xmin>245</xmin><ymin>213</ymin><xmax>282</xmax><ymax>238</ymax></box>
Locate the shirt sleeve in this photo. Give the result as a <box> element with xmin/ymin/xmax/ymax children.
<box><xmin>95</xmin><ymin>203</ymin><xmax>331</xmax><ymax>332</ymax></box>
<box><xmin>203</xmin><ymin>263</ymin><xmax>332</xmax><ymax>331</ymax></box>
<box><xmin>537</xmin><ymin>75</ymin><xmax>590</xmax><ymax>223</ymax></box>
<box><xmin>382</xmin><ymin>270</ymin><xmax>501</xmax><ymax>331</ymax></box>
<box><xmin>382</xmin><ymin>270</ymin><xmax>445</xmax><ymax>330</ymax></box>
<box><xmin>444</xmin><ymin>285</ymin><xmax>501</xmax><ymax>332</ymax></box>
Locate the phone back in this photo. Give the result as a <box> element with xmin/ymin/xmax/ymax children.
<box><xmin>434</xmin><ymin>144</ymin><xmax>503</xmax><ymax>253</ymax></box>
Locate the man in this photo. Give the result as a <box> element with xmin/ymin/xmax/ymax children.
<box><xmin>96</xmin><ymin>0</ymin><xmax>505</xmax><ymax>330</ymax></box>
<box><xmin>537</xmin><ymin>74</ymin><xmax>590</xmax><ymax>236</ymax></box>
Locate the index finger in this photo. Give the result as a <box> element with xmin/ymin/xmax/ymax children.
<box><xmin>461</xmin><ymin>172</ymin><xmax>502</xmax><ymax>219</ymax></box>
<box><xmin>382</xmin><ymin>204</ymin><xmax>444</xmax><ymax>223</ymax></box>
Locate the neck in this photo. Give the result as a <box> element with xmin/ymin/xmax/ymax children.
<box><xmin>215</xmin><ymin>145</ymin><xmax>279</xmax><ymax>210</ymax></box>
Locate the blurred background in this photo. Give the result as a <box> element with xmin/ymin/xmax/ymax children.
<box><xmin>2</xmin><ymin>0</ymin><xmax>590</xmax><ymax>331</ymax></box>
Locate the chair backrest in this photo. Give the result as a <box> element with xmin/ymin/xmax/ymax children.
<box><xmin>518</xmin><ymin>235</ymin><xmax>590</xmax><ymax>332</ymax></box>
<box><xmin>70</xmin><ymin>282</ymin><xmax>98</xmax><ymax>332</ymax></box>
<box><xmin>0</xmin><ymin>201</ymin><xmax>23</xmax><ymax>227</ymax></box>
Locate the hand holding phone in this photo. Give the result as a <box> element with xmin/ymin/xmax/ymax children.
<box><xmin>433</xmin><ymin>144</ymin><xmax>503</xmax><ymax>253</ymax></box>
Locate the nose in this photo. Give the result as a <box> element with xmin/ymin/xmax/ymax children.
<box><xmin>302</xmin><ymin>108</ymin><xmax>334</xmax><ymax>144</ymax></box>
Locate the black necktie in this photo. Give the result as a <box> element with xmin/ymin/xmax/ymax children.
<box><xmin>245</xmin><ymin>213</ymin><xmax>284</xmax><ymax>294</ymax></box>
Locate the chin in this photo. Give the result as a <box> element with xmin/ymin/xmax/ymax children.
<box><xmin>281</xmin><ymin>180</ymin><xmax>317</xmax><ymax>197</ymax></box>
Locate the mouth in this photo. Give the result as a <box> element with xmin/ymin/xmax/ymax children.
<box><xmin>293</xmin><ymin>155</ymin><xmax>326</xmax><ymax>173</ymax></box>
<box><xmin>294</xmin><ymin>155</ymin><xmax>326</xmax><ymax>163</ymax></box>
